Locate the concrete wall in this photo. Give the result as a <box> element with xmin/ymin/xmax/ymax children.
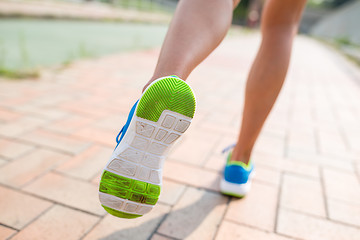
<box><xmin>310</xmin><ymin>0</ymin><xmax>360</xmax><ymax>44</ymax></box>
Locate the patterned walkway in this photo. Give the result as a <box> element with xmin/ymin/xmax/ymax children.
<box><xmin>0</xmin><ymin>33</ymin><xmax>360</xmax><ymax>240</ymax></box>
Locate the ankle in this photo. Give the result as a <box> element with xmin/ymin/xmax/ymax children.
<box><xmin>230</xmin><ymin>148</ymin><xmax>251</xmax><ymax>165</ymax></box>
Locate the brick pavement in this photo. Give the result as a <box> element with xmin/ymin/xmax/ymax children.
<box><xmin>0</xmin><ymin>33</ymin><xmax>360</xmax><ymax>239</ymax></box>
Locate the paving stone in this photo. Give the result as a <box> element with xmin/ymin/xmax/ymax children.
<box><xmin>0</xmin><ymin>225</ymin><xmax>16</xmax><ymax>239</ymax></box>
<box><xmin>158</xmin><ymin>187</ymin><xmax>227</xmax><ymax>240</ymax></box>
<box><xmin>56</xmin><ymin>145</ymin><xmax>112</xmax><ymax>181</ymax></box>
<box><xmin>216</xmin><ymin>221</ymin><xmax>291</xmax><ymax>240</ymax></box>
<box><xmin>286</xmin><ymin>144</ymin><xmax>318</xmax><ymax>159</ymax></box>
<box><xmin>168</xmin><ymin>130</ymin><xmax>219</xmax><ymax>166</ymax></box>
<box><xmin>11</xmin><ymin>205</ymin><xmax>99</xmax><ymax>240</ymax></box>
<box><xmin>280</xmin><ymin>174</ymin><xmax>326</xmax><ymax>217</ymax></box>
<box><xmin>346</xmin><ymin>133</ymin><xmax>360</xmax><ymax>153</ymax></box>
<box><xmin>323</xmin><ymin>167</ymin><xmax>360</xmax><ymax>205</ymax></box>
<box><xmin>204</xmin><ymin>153</ymin><xmax>225</xmax><ymax>172</ymax></box>
<box><xmin>0</xmin><ymin>138</ymin><xmax>35</xmax><ymax>160</ymax></box>
<box><xmin>83</xmin><ymin>203</ymin><xmax>170</xmax><ymax>240</ymax></box>
<box><xmin>44</xmin><ymin>115</ymin><xmax>95</xmax><ymax>135</ymax></box>
<box><xmin>59</xmin><ymin>101</ymin><xmax>112</xmax><ymax>118</ymax></box>
<box><xmin>24</xmin><ymin>172</ymin><xmax>105</xmax><ymax>215</ymax></box>
<box><xmin>0</xmin><ymin>92</ymin><xmax>41</xmax><ymax>108</ymax></box>
<box><xmin>289</xmin><ymin>109</ymin><xmax>313</xmax><ymax>126</ymax></box>
<box><xmin>0</xmin><ymin>149</ymin><xmax>70</xmax><ymax>187</ymax></box>
<box><xmin>0</xmin><ymin>186</ymin><xmax>52</xmax><ymax>229</ymax></box>
<box><xmin>0</xmin><ymin>107</ymin><xmax>21</xmax><ymax>122</ymax></box>
<box><xmin>197</xmin><ymin>121</ymin><xmax>239</xmax><ymax>138</ymax></box>
<box><xmin>249</xmin><ymin>152</ymin><xmax>321</xmax><ymax>178</ymax></box>
<box><xmin>262</xmin><ymin>123</ymin><xmax>287</xmax><ymax>140</ymax></box>
<box><xmin>356</xmin><ymin>162</ymin><xmax>360</xmax><ymax>174</ymax></box>
<box><xmin>328</xmin><ymin>199</ymin><xmax>360</xmax><ymax>227</ymax></box>
<box><xmin>91</xmin><ymin>171</ymin><xmax>102</xmax><ymax>185</ymax></box>
<box><xmin>253</xmin><ymin>134</ymin><xmax>285</xmax><ymax>157</ymax></box>
<box><xmin>94</xmin><ymin>115</ymin><xmax>127</xmax><ymax>131</ymax></box>
<box><xmin>1</xmin><ymin>32</ymin><xmax>360</xmax><ymax>240</ymax></box>
<box><xmin>212</xmin><ymin>138</ymin><xmax>238</xmax><ymax>159</ymax></box>
<box><xmin>202</xmin><ymin>110</ymin><xmax>237</xmax><ymax>128</ymax></box>
<box><xmin>277</xmin><ymin>209</ymin><xmax>360</xmax><ymax>240</ymax></box>
<box><xmin>284</xmin><ymin>150</ymin><xmax>354</xmax><ymax>172</ymax></box>
<box><xmin>280</xmin><ymin>159</ymin><xmax>320</xmax><ymax>178</ymax></box>
<box><xmin>158</xmin><ymin>180</ymin><xmax>186</xmax><ymax>206</ymax></box>
<box><xmin>72</xmin><ymin>126</ymin><xmax>115</xmax><ymax>146</ymax></box>
<box><xmin>15</xmin><ymin>105</ymin><xmax>69</xmax><ymax>121</ymax></box>
<box><xmin>163</xmin><ymin>160</ymin><xmax>220</xmax><ymax>191</ymax></box>
<box><xmin>0</xmin><ymin>157</ymin><xmax>7</xmax><ymax>166</ymax></box>
<box><xmin>19</xmin><ymin>129</ymin><xmax>91</xmax><ymax>155</ymax></box>
<box><xmin>318</xmin><ymin>130</ymin><xmax>348</xmax><ymax>157</ymax></box>
<box><xmin>150</xmin><ymin>234</ymin><xmax>174</xmax><ymax>240</ymax></box>
<box><xmin>0</xmin><ymin>116</ymin><xmax>47</xmax><ymax>137</ymax></box>
<box><xmin>253</xmin><ymin>166</ymin><xmax>281</xmax><ymax>186</ymax></box>
<box><xmin>225</xmin><ymin>182</ymin><xmax>278</xmax><ymax>231</ymax></box>
<box><xmin>287</xmin><ymin>130</ymin><xmax>317</xmax><ymax>154</ymax></box>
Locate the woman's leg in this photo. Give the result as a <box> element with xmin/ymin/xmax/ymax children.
<box><xmin>143</xmin><ymin>0</ymin><xmax>240</xmax><ymax>91</ymax></box>
<box><xmin>231</xmin><ymin>0</ymin><xmax>307</xmax><ymax>164</ymax></box>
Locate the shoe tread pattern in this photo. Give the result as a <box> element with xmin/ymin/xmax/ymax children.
<box><xmin>136</xmin><ymin>77</ymin><xmax>196</xmax><ymax>122</ymax></box>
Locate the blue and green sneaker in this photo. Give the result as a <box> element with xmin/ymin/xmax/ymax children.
<box><xmin>99</xmin><ymin>76</ymin><xmax>196</xmax><ymax>218</ymax></box>
<box><xmin>220</xmin><ymin>151</ymin><xmax>254</xmax><ymax>198</ymax></box>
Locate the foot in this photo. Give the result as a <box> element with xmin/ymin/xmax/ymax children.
<box><xmin>99</xmin><ymin>75</ymin><xmax>196</xmax><ymax>218</ymax></box>
<box><xmin>220</xmin><ymin>151</ymin><xmax>254</xmax><ymax>198</ymax></box>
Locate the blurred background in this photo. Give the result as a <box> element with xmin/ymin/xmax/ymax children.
<box><xmin>1</xmin><ymin>1</ymin><xmax>360</xmax><ymax>240</ymax></box>
<box><xmin>0</xmin><ymin>0</ymin><xmax>359</xmax><ymax>79</ymax></box>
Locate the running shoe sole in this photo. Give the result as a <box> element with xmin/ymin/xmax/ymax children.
<box><xmin>220</xmin><ymin>171</ymin><xmax>255</xmax><ymax>198</ymax></box>
<box><xmin>99</xmin><ymin>76</ymin><xmax>196</xmax><ymax>218</ymax></box>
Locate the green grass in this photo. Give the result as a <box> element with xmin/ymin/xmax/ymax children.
<box><xmin>0</xmin><ymin>68</ymin><xmax>39</xmax><ymax>79</ymax></box>
<box><xmin>314</xmin><ymin>36</ymin><xmax>360</xmax><ymax>67</ymax></box>
<box><xmin>112</xmin><ymin>0</ymin><xmax>174</xmax><ymax>13</ymax></box>
<box><xmin>333</xmin><ymin>36</ymin><xmax>356</xmax><ymax>47</ymax></box>
<box><xmin>0</xmin><ymin>19</ymin><xmax>168</xmax><ymax>78</ymax></box>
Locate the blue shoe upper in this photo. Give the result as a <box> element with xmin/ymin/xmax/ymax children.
<box><xmin>223</xmin><ymin>152</ymin><xmax>254</xmax><ymax>184</ymax></box>
<box><xmin>115</xmin><ymin>100</ymin><xmax>139</xmax><ymax>148</ymax></box>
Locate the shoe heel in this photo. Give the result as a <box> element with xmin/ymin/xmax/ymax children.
<box><xmin>136</xmin><ymin>76</ymin><xmax>196</xmax><ymax>122</ymax></box>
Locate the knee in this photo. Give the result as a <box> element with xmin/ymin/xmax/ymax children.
<box><xmin>261</xmin><ymin>10</ymin><xmax>302</xmax><ymax>40</ymax></box>
<box><xmin>261</xmin><ymin>0</ymin><xmax>305</xmax><ymax>38</ymax></box>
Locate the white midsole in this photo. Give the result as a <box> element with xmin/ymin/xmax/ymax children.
<box><xmin>99</xmin><ymin>76</ymin><xmax>195</xmax><ymax>215</ymax></box>
<box><xmin>104</xmin><ymin>109</ymin><xmax>192</xmax><ymax>185</ymax></box>
<box><xmin>220</xmin><ymin>171</ymin><xmax>255</xmax><ymax>196</ymax></box>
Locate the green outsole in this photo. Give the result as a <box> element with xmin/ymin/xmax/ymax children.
<box><xmin>102</xmin><ymin>205</ymin><xmax>142</xmax><ymax>219</ymax></box>
<box><xmin>220</xmin><ymin>191</ymin><xmax>245</xmax><ymax>198</ymax></box>
<box><xmin>136</xmin><ymin>76</ymin><xmax>196</xmax><ymax>122</ymax></box>
<box><xmin>99</xmin><ymin>170</ymin><xmax>161</xmax><ymax>205</ymax></box>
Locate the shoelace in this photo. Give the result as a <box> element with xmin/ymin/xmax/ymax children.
<box><xmin>222</xmin><ymin>143</ymin><xmax>236</xmax><ymax>154</ymax></box>
<box><xmin>222</xmin><ymin>143</ymin><xmax>253</xmax><ymax>170</ymax></box>
<box><xmin>116</xmin><ymin>126</ymin><xmax>124</xmax><ymax>144</ymax></box>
